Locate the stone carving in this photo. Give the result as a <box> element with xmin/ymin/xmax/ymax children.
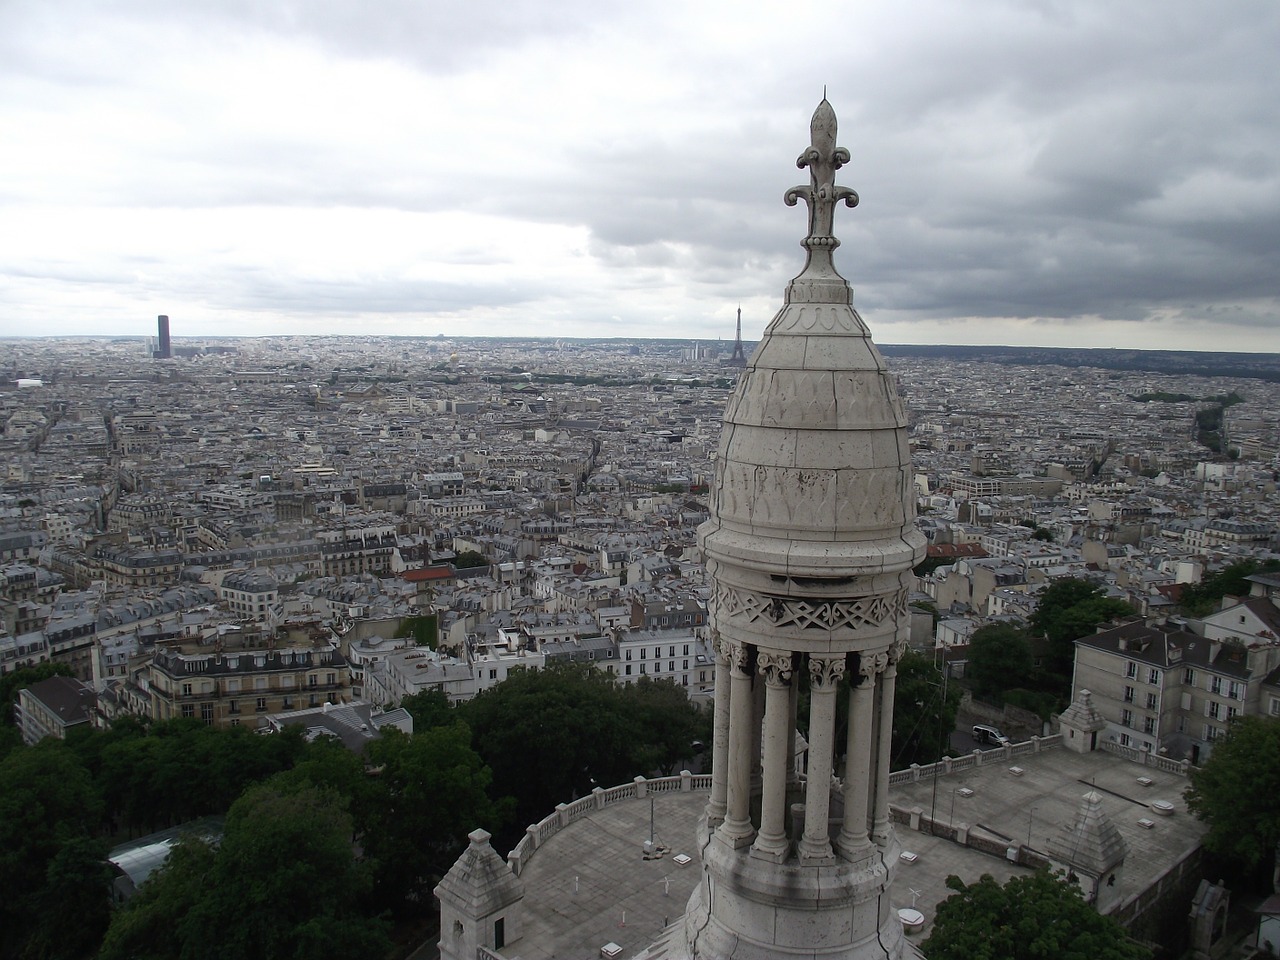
<box><xmin>808</xmin><ymin>654</ymin><xmax>847</xmax><ymax>689</ymax></box>
<box><xmin>855</xmin><ymin>650</ymin><xmax>889</xmax><ymax>683</ymax></box>
<box><xmin>785</xmin><ymin>98</ymin><xmax>858</xmax><ymax>255</ymax></box>
<box><xmin>714</xmin><ymin>582</ymin><xmax>905</xmax><ymax>634</ymax></box>
<box><xmin>727</xmin><ymin>640</ymin><xmax>754</xmax><ymax>674</ymax></box>
<box><xmin>756</xmin><ymin>650</ymin><xmax>794</xmax><ymax>686</ymax></box>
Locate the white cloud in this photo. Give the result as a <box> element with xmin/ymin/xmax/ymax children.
<box><xmin>1</xmin><ymin>0</ymin><xmax>1278</xmax><ymax>351</ymax></box>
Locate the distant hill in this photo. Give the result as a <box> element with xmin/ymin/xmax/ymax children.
<box><xmin>877</xmin><ymin>344</ymin><xmax>1280</xmax><ymax>383</ymax></box>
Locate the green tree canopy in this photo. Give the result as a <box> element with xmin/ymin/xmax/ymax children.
<box><xmin>364</xmin><ymin>722</ymin><xmax>508</xmax><ymax>915</ymax></box>
<box><xmin>922</xmin><ymin>872</ymin><xmax>1150</xmax><ymax>960</ymax></box>
<box><xmin>967</xmin><ymin>624</ymin><xmax>1035</xmax><ymax>702</ymax></box>
<box><xmin>1186</xmin><ymin>715</ymin><xmax>1280</xmax><ymax>879</ymax></box>
<box><xmin>0</xmin><ymin>738</ymin><xmax>108</xmax><ymax>958</ymax></box>
<box><xmin>892</xmin><ymin>651</ymin><xmax>961</xmax><ymax>768</ymax></box>
<box><xmin>1180</xmin><ymin>559</ymin><xmax>1280</xmax><ymax>618</ymax></box>
<box><xmin>1031</xmin><ymin>578</ymin><xmax>1133</xmax><ymax>677</ymax></box>
<box><xmin>101</xmin><ymin>783</ymin><xmax>390</xmax><ymax>960</ymax></box>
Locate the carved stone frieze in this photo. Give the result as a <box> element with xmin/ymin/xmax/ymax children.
<box><xmin>713</xmin><ymin>581</ymin><xmax>906</xmax><ymax>635</ymax></box>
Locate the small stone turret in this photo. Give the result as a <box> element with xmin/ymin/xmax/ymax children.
<box><xmin>435</xmin><ymin>829</ymin><xmax>524</xmax><ymax>960</ymax></box>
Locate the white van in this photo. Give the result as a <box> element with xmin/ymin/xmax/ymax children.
<box><xmin>972</xmin><ymin>724</ymin><xmax>1011</xmax><ymax>747</ymax></box>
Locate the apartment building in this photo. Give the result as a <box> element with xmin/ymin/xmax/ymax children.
<box><xmin>145</xmin><ymin>633</ymin><xmax>351</xmax><ymax>728</ymax></box>
<box><xmin>1073</xmin><ymin>613</ymin><xmax>1280</xmax><ymax>763</ymax></box>
<box><xmin>613</xmin><ymin>629</ymin><xmax>714</xmax><ymax>700</ymax></box>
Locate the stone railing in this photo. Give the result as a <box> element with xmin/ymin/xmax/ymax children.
<box><xmin>1098</xmin><ymin>740</ymin><xmax>1193</xmax><ymax>776</ymax></box>
<box><xmin>888</xmin><ymin>734</ymin><xmax>1064</xmax><ymax>787</ymax></box>
<box><xmin>506</xmin><ymin>771</ymin><xmax>713</xmax><ymax>876</ymax></box>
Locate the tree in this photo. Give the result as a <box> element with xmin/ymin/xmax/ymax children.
<box><xmin>1186</xmin><ymin>715</ymin><xmax>1280</xmax><ymax>881</ymax></box>
<box><xmin>459</xmin><ymin>662</ymin><xmax>641</xmax><ymax>839</ymax></box>
<box><xmin>619</xmin><ymin>677</ymin><xmax>710</xmax><ymax>775</ymax></box>
<box><xmin>400</xmin><ymin>688</ymin><xmax>455</xmax><ymax>730</ymax></box>
<box><xmin>892</xmin><ymin>651</ymin><xmax>961</xmax><ymax>768</ymax></box>
<box><xmin>364</xmin><ymin>723</ymin><xmax>508</xmax><ymax>914</ymax></box>
<box><xmin>922</xmin><ymin>872</ymin><xmax>1150</xmax><ymax>960</ymax></box>
<box><xmin>101</xmin><ymin>783</ymin><xmax>390</xmax><ymax>960</ymax></box>
<box><xmin>1180</xmin><ymin>559</ymin><xmax>1280</xmax><ymax>618</ymax></box>
<box><xmin>0</xmin><ymin>738</ymin><xmax>107</xmax><ymax>958</ymax></box>
<box><xmin>967</xmin><ymin>624</ymin><xmax>1034</xmax><ymax>701</ymax></box>
<box><xmin>1031</xmin><ymin>578</ymin><xmax>1132</xmax><ymax>677</ymax></box>
<box><xmin>453</xmin><ymin>549</ymin><xmax>488</xmax><ymax>568</ymax></box>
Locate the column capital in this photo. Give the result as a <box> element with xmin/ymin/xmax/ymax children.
<box><xmin>808</xmin><ymin>654</ymin><xmax>846</xmax><ymax>689</ymax></box>
<box><xmin>855</xmin><ymin>650</ymin><xmax>888</xmax><ymax>684</ymax></box>
<box><xmin>757</xmin><ymin>649</ymin><xmax>794</xmax><ymax>686</ymax></box>
<box><xmin>711</xmin><ymin>631</ymin><xmax>731</xmax><ymax>666</ymax></box>
<box><xmin>886</xmin><ymin>637</ymin><xmax>908</xmax><ymax>665</ymax></box>
<box><xmin>727</xmin><ymin>640</ymin><xmax>754</xmax><ymax>675</ymax></box>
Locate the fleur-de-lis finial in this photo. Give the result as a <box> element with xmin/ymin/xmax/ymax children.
<box><xmin>785</xmin><ymin>97</ymin><xmax>858</xmax><ymax>282</ymax></box>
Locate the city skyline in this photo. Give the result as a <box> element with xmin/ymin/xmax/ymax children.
<box><xmin>3</xmin><ymin>0</ymin><xmax>1279</xmax><ymax>352</ymax></box>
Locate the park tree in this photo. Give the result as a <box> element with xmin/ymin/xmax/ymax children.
<box><xmin>1180</xmin><ymin>559</ymin><xmax>1280</xmax><ymax>618</ymax></box>
<box><xmin>1186</xmin><ymin>715</ymin><xmax>1280</xmax><ymax>883</ymax></box>
<box><xmin>922</xmin><ymin>872</ymin><xmax>1150</xmax><ymax>960</ymax></box>
<box><xmin>892</xmin><ymin>650</ymin><xmax>961</xmax><ymax>767</ymax></box>
<box><xmin>619</xmin><ymin>676</ymin><xmax>710</xmax><ymax>775</ymax></box>
<box><xmin>1031</xmin><ymin>578</ymin><xmax>1133</xmax><ymax>677</ymax></box>
<box><xmin>101</xmin><ymin>783</ymin><xmax>390</xmax><ymax>960</ymax></box>
<box><xmin>364</xmin><ymin>722</ymin><xmax>508</xmax><ymax>915</ymax></box>
<box><xmin>459</xmin><ymin>662</ymin><xmax>645</xmax><ymax>837</ymax></box>
<box><xmin>400</xmin><ymin>688</ymin><xmax>456</xmax><ymax>730</ymax></box>
<box><xmin>0</xmin><ymin>738</ymin><xmax>109</xmax><ymax>959</ymax></box>
<box><xmin>967</xmin><ymin>624</ymin><xmax>1035</xmax><ymax>701</ymax></box>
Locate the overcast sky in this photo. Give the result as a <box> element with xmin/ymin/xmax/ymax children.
<box><xmin>3</xmin><ymin>0</ymin><xmax>1278</xmax><ymax>352</ymax></box>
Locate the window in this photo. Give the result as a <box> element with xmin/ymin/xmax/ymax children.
<box><xmin>1143</xmin><ymin>716</ymin><xmax>1156</xmax><ymax>735</ymax></box>
<box><xmin>1146</xmin><ymin>692</ymin><xmax>1158</xmax><ymax>710</ymax></box>
<box><xmin>309</xmin><ymin>694</ymin><xmax>319</xmax><ymax>708</ymax></box>
<box><xmin>1125</xmin><ymin>661</ymin><xmax>1137</xmax><ymax>679</ymax></box>
<box><xmin>1123</xmin><ymin>686</ymin><xmax>1135</xmax><ymax>703</ymax></box>
<box><xmin>282</xmin><ymin>697</ymin><xmax>293</xmax><ymax>710</ymax></box>
<box><xmin>1177</xmin><ymin>716</ymin><xmax>1187</xmax><ymax>733</ymax></box>
<box><xmin>1208</xmin><ymin>701</ymin><xmax>1221</xmax><ymax>720</ymax></box>
<box><xmin>654</xmin><ymin>662</ymin><xmax>660</xmax><ymax>673</ymax></box>
<box><xmin>326</xmin><ymin>672</ymin><xmax>336</xmax><ymax>685</ymax></box>
<box><xmin>1228</xmin><ymin>681</ymin><xmax>1244</xmax><ymax>700</ymax></box>
<box><xmin>1228</xmin><ymin>706</ymin><xmax>1240</xmax><ymax>720</ymax></box>
<box><xmin>1183</xmin><ymin>668</ymin><xmax>1195</xmax><ymax>686</ymax></box>
<box><xmin>1121</xmin><ymin>709</ymin><xmax>1134</xmax><ymax>728</ymax></box>
<box><xmin>256</xmin><ymin>697</ymin><xmax>267</xmax><ymax>712</ymax></box>
<box><xmin>181</xmin><ymin>682</ymin><xmax>193</xmax><ymax>696</ymax></box>
<box><xmin>1271</xmin><ymin>698</ymin><xmax>1280</xmax><ymax>717</ymax></box>
<box><xmin>489</xmin><ymin>669</ymin><xmax>498</xmax><ymax>680</ymax></box>
<box><xmin>228</xmin><ymin>700</ymin><xmax>239</xmax><ymax>714</ymax></box>
<box><xmin>683</xmin><ymin>644</ymin><xmax>689</xmax><ymax>655</ymax></box>
<box><xmin>181</xmin><ymin>704</ymin><xmax>194</xmax><ymax>718</ymax></box>
<box><xmin>625</xmin><ymin>650</ymin><xmax>632</xmax><ymax>661</ymax></box>
<box><xmin>1120</xmin><ymin>733</ymin><xmax>1132</xmax><ymax>747</ymax></box>
<box><xmin>625</xmin><ymin>665</ymin><xmax>632</xmax><ymax>676</ymax></box>
<box><xmin>640</xmin><ymin>649</ymin><xmax>646</xmax><ymax>660</ymax></box>
<box><xmin>1205</xmin><ymin>725</ymin><xmax>1219</xmax><ymax>741</ymax></box>
<box><xmin>309</xmin><ymin>675</ymin><xmax>317</xmax><ymax>687</ymax></box>
<box><xmin>669</xmin><ymin>661</ymin><xmax>675</xmax><ymax>673</ymax></box>
<box><xmin>201</xmin><ymin>703</ymin><xmax>214</xmax><ymax>724</ymax></box>
<box><xmin>1148</xmin><ymin>668</ymin><xmax>1161</xmax><ymax>685</ymax></box>
<box><xmin>668</xmin><ymin>646</ymin><xmax>675</xmax><ymax>657</ymax></box>
<box><xmin>640</xmin><ymin>665</ymin><xmax>646</xmax><ymax>675</ymax></box>
<box><xmin>699</xmin><ymin>671</ymin><xmax>707</xmax><ymax>683</ymax></box>
<box><xmin>683</xmin><ymin>659</ymin><xmax>688</xmax><ymax>670</ymax></box>
<box><xmin>1210</xmin><ymin>676</ymin><xmax>1223</xmax><ymax>695</ymax></box>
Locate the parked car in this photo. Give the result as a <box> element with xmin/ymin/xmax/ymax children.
<box><xmin>971</xmin><ymin>723</ymin><xmax>1011</xmax><ymax>747</ymax></box>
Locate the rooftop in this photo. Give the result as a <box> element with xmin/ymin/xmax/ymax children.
<box><xmin>495</xmin><ymin>741</ymin><xmax>1206</xmax><ymax>958</ymax></box>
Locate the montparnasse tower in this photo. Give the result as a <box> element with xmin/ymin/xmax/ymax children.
<box><xmin>665</xmin><ymin>97</ymin><xmax>927</xmax><ymax>959</ymax></box>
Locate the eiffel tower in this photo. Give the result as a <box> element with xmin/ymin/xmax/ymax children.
<box><xmin>723</xmin><ymin>306</ymin><xmax>747</xmax><ymax>367</ymax></box>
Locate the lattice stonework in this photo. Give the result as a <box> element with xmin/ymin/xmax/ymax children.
<box><xmin>713</xmin><ymin>582</ymin><xmax>905</xmax><ymax>633</ymax></box>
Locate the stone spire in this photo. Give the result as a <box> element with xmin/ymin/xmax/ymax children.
<box><xmin>435</xmin><ymin>829</ymin><xmax>525</xmax><ymax>960</ymax></box>
<box><xmin>671</xmin><ymin>98</ymin><xmax>927</xmax><ymax>960</ymax></box>
<box><xmin>1047</xmin><ymin>791</ymin><xmax>1129</xmax><ymax>914</ymax></box>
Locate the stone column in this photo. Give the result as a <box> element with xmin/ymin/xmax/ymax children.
<box><xmin>837</xmin><ymin>651</ymin><xmax>883</xmax><ymax>861</ymax></box>
<box><xmin>871</xmin><ymin>643</ymin><xmax>901</xmax><ymax>845</ymax></box>
<box><xmin>750</xmin><ymin>659</ymin><xmax>766</xmax><ymax>792</ymax></box>
<box><xmin>752</xmin><ymin>650</ymin><xmax>794</xmax><ymax>861</ymax></box>
<box><xmin>786</xmin><ymin>676</ymin><xmax>800</xmax><ymax>785</ymax></box>
<box><xmin>718</xmin><ymin>640</ymin><xmax>756</xmax><ymax>847</ymax></box>
<box><xmin>705</xmin><ymin>635</ymin><xmax>731</xmax><ymax>826</ymax></box>
<box><xmin>797</xmin><ymin>654</ymin><xmax>845</xmax><ymax>861</ymax></box>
